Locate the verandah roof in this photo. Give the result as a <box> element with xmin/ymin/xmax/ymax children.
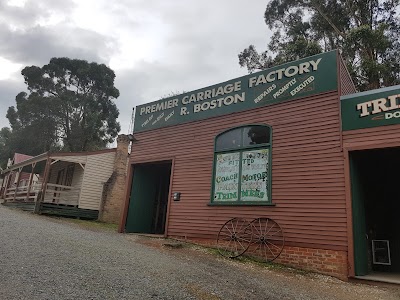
<box><xmin>1</xmin><ymin>149</ymin><xmax>116</xmax><ymax>174</ymax></box>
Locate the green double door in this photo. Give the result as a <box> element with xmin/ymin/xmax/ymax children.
<box><xmin>350</xmin><ymin>152</ymin><xmax>368</xmax><ymax>276</ymax></box>
<box><xmin>350</xmin><ymin>148</ymin><xmax>400</xmax><ymax>275</ymax></box>
<box><xmin>125</xmin><ymin>163</ymin><xmax>171</xmax><ymax>234</ymax></box>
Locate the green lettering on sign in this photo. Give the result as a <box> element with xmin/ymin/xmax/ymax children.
<box><xmin>134</xmin><ymin>51</ymin><xmax>338</xmax><ymax>132</ymax></box>
<box><xmin>341</xmin><ymin>85</ymin><xmax>400</xmax><ymax>131</ymax></box>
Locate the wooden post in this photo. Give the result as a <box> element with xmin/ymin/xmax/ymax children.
<box><xmin>35</xmin><ymin>157</ymin><xmax>51</xmax><ymax>213</ymax></box>
<box><xmin>0</xmin><ymin>173</ymin><xmax>5</xmax><ymax>199</ymax></box>
<box><xmin>12</xmin><ymin>167</ymin><xmax>23</xmax><ymax>202</ymax></box>
<box><xmin>25</xmin><ymin>162</ymin><xmax>37</xmax><ymax>202</ymax></box>
<box><xmin>2</xmin><ymin>172</ymin><xmax>11</xmax><ymax>202</ymax></box>
<box><xmin>5</xmin><ymin>172</ymin><xmax>12</xmax><ymax>190</ymax></box>
<box><xmin>118</xmin><ymin>163</ymin><xmax>134</xmax><ymax>233</ymax></box>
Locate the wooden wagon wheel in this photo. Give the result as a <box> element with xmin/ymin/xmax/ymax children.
<box><xmin>216</xmin><ymin>218</ymin><xmax>253</xmax><ymax>258</ymax></box>
<box><xmin>247</xmin><ymin>217</ymin><xmax>284</xmax><ymax>262</ymax></box>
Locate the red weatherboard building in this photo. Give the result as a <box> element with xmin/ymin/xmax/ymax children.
<box><xmin>119</xmin><ymin>51</ymin><xmax>400</xmax><ymax>283</ymax></box>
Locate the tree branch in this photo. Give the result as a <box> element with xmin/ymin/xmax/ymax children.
<box><xmin>310</xmin><ymin>1</ymin><xmax>346</xmax><ymax>39</ymax></box>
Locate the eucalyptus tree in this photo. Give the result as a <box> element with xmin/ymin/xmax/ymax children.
<box><xmin>239</xmin><ymin>0</ymin><xmax>400</xmax><ymax>91</ymax></box>
<box><xmin>7</xmin><ymin>57</ymin><xmax>121</xmax><ymax>152</ymax></box>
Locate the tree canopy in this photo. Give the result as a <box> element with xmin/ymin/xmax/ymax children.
<box><xmin>238</xmin><ymin>0</ymin><xmax>400</xmax><ymax>91</ymax></box>
<box><xmin>0</xmin><ymin>127</ymin><xmax>12</xmax><ymax>169</ymax></box>
<box><xmin>5</xmin><ymin>57</ymin><xmax>120</xmax><ymax>159</ymax></box>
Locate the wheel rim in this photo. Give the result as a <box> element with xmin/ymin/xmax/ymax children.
<box><xmin>216</xmin><ymin>218</ymin><xmax>252</xmax><ymax>258</ymax></box>
<box><xmin>247</xmin><ymin>218</ymin><xmax>284</xmax><ymax>262</ymax></box>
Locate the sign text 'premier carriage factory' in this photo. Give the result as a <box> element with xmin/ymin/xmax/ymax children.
<box><xmin>134</xmin><ymin>51</ymin><xmax>338</xmax><ymax>132</ymax></box>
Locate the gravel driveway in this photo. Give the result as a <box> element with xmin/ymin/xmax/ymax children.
<box><xmin>0</xmin><ymin>205</ymin><xmax>399</xmax><ymax>300</ymax></box>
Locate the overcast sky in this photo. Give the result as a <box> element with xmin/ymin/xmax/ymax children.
<box><xmin>0</xmin><ymin>0</ymin><xmax>271</xmax><ymax>133</ymax></box>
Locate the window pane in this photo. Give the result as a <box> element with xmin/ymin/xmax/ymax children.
<box><xmin>214</xmin><ymin>152</ymin><xmax>240</xmax><ymax>201</ymax></box>
<box><xmin>243</xmin><ymin>126</ymin><xmax>270</xmax><ymax>147</ymax></box>
<box><xmin>241</xmin><ymin>149</ymin><xmax>269</xmax><ymax>202</ymax></box>
<box><xmin>216</xmin><ymin>128</ymin><xmax>242</xmax><ymax>151</ymax></box>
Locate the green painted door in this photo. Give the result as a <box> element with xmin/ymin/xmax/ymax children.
<box><xmin>125</xmin><ymin>166</ymin><xmax>158</xmax><ymax>233</ymax></box>
<box><xmin>349</xmin><ymin>153</ymin><xmax>368</xmax><ymax>276</ymax></box>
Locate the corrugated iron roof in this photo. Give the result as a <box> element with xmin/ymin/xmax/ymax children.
<box><xmin>13</xmin><ymin>153</ymin><xmax>34</xmax><ymax>164</ymax></box>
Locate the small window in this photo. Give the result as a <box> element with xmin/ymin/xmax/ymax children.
<box><xmin>243</xmin><ymin>126</ymin><xmax>270</xmax><ymax>146</ymax></box>
<box><xmin>211</xmin><ymin>125</ymin><xmax>272</xmax><ymax>205</ymax></box>
<box><xmin>215</xmin><ymin>128</ymin><xmax>242</xmax><ymax>151</ymax></box>
<box><xmin>64</xmin><ymin>165</ymin><xmax>75</xmax><ymax>186</ymax></box>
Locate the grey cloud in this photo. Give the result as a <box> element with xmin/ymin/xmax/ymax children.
<box><xmin>0</xmin><ymin>78</ymin><xmax>27</xmax><ymax>129</ymax></box>
<box><xmin>0</xmin><ymin>0</ymin><xmax>75</xmax><ymax>28</ymax></box>
<box><xmin>0</xmin><ymin>24</ymin><xmax>118</xmax><ymax>66</ymax></box>
<box><xmin>0</xmin><ymin>0</ymin><xmax>271</xmax><ymax>135</ymax></box>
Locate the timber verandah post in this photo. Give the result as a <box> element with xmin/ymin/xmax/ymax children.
<box><xmin>34</xmin><ymin>156</ymin><xmax>51</xmax><ymax>214</ymax></box>
<box><xmin>0</xmin><ymin>172</ymin><xmax>6</xmax><ymax>200</ymax></box>
<box><xmin>25</xmin><ymin>162</ymin><xmax>37</xmax><ymax>202</ymax></box>
<box><xmin>3</xmin><ymin>172</ymin><xmax>13</xmax><ymax>202</ymax></box>
<box><xmin>0</xmin><ymin>174</ymin><xmax>5</xmax><ymax>200</ymax></box>
<box><xmin>12</xmin><ymin>167</ymin><xmax>23</xmax><ymax>202</ymax></box>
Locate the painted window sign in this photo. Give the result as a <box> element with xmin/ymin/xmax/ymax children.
<box><xmin>212</xmin><ymin>125</ymin><xmax>272</xmax><ymax>205</ymax></box>
<box><xmin>134</xmin><ymin>51</ymin><xmax>338</xmax><ymax>132</ymax></box>
<box><xmin>240</xmin><ymin>149</ymin><xmax>269</xmax><ymax>202</ymax></box>
<box><xmin>214</xmin><ymin>152</ymin><xmax>240</xmax><ymax>201</ymax></box>
<box><xmin>341</xmin><ymin>85</ymin><xmax>400</xmax><ymax>131</ymax></box>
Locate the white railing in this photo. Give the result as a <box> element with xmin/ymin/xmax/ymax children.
<box><xmin>2</xmin><ymin>183</ymin><xmax>42</xmax><ymax>202</ymax></box>
<box><xmin>43</xmin><ymin>183</ymin><xmax>78</xmax><ymax>206</ymax></box>
<box><xmin>2</xmin><ymin>182</ymin><xmax>78</xmax><ymax>206</ymax></box>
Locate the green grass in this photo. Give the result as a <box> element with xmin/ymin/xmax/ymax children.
<box><xmin>197</xmin><ymin>244</ymin><xmax>310</xmax><ymax>276</ymax></box>
<box><xmin>67</xmin><ymin>219</ymin><xmax>119</xmax><ymax>231</ymax></box>
<box><xmin>46</xmin><ymin>215</ymin><xmax>119</xmax><ymax>231</ymax></box>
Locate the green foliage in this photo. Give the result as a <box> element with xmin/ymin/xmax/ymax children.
<box><xmin>0</xmin><ymin>127</ymin><xmax>12</xmax><ymax>169</ymax></box>
<box><xmin>238</xmin><ymin>0</ymin><xmax>400</xmax><ymax>91</ymax></box>
<box><xmin>6</xmin><ymin>58</ymin><xmax>121</xmax><ymax>155</ymax></box>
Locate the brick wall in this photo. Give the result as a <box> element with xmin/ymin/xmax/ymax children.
<box><xmin>99</xmin><ymin>135</ymin><xmax>130</xmax><ymax>223</ymax></box>
<box><xmin>276</xmin><ymin>246</ymin><xmax>348</xmax><ymax>280</ymax></box>
<box><xmin>171</xmin><ymin>237</ymin><xmax>348</xmax><ymax>280</ymax></box>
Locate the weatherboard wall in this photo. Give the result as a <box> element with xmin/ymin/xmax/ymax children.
<box><xmin>79</xmin><ymin>151</ymin><xmax>116</xmax><ymax>210</ymax></box>
<box><xmin>129</xmin><ymin>89</ymin><xmax>347</xmax><ymax>251</ymax></box>
<box><xmin>341</xmin><ymin>85</ymin><xmax>400</xmax><ymax>147</ymax></box>
<box><xmin>342</xmin><ymin>124</ymin><xmax>400</xmax><ymax>148</ymax></box>
<box><xmin>339</xmin><ymin>57</ymin><xmax>357</xmax><ymax>97</ymax></box>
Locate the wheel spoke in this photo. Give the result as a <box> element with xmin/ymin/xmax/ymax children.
<box><xmin>231</xmin><ymin>220</ymin><xmax>236</xmax><ymax>235</ymax></box>
<box><xmin>237</xmin><ymin>239</ymin><xmax>246</xmax><ymax>250</ymax></box>
<box><xmin>263</xmin><ymin>218</ymin><xmax>269</xmax><ymax>236</ymax></box>
<box><xmin>233</xmin><ymin>219</ymin><xmax>240</xmax><ymax>233</ymax></box>
<box><xmin>266</xmin><ymin>240</ymin><xmax>282</xmax><ymax>250</ymax></box>
<box><xmin>264</xmin><ymin>241</ymin><xmax>275</xmax><ymax>259</ymax></box>
<box><xmin>237</xmin><ymin>220</ymin><xmax>245</xmax><ymax>233</ymax></box>
<box><xmin>265</xmin><ymin>223</ymin><xmax>275</xmax><ymax>237</ymax></box>
<box><xmin>268</xmin><ymin>229</ymin><xmax>282</xmax><ymax>237</ymax></box>
<box><xmin>237</xmin><ymin>236</ymin><xmax>252</xmax><ymax>243</ymax></box>
<box><xmin>263</xmin><ymin>242</ymin><xmax>268</xmax><ymax>259</ymax></box>
<box><xmin>225</xmin><ymin>224</ymin><xmax>233</xmax><ymax>236</ymax></box>
<box><xmin>252</xmin><ymin>223</ymin><xmax>261</xmax><ymax>236</ymax></box>
<box><xmin>224</xmin><ymin>239</ymin><xmax>232</xmax><ymax>252</ymax></box>
<box><xmin>253</xmin><ymin>241</ymin><xmax>262</xmax><ymax>252</ymax></box>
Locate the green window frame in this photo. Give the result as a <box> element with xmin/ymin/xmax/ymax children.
<box><xmin>209</xmin><ymin>124</ymin><xmax>273</xmax><ymax>206</ymax></box>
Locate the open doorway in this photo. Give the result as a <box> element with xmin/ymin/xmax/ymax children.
<box><xmin>350</xmin><ymin>147</ymin><xmax>400</xmax><ymax>279</ymax></box>
<box><xmin>125</xmin><ymin>161</ymin><xmax>172</xmax><ymax>235</ymax></box>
